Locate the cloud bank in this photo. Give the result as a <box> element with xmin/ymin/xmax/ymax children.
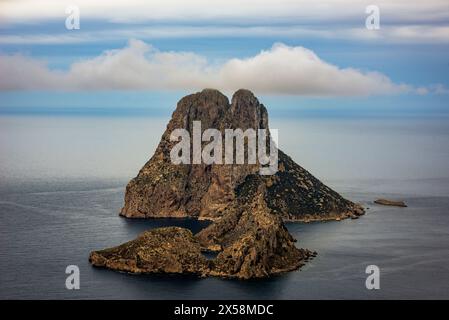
<box><xmin>1</xmin><ymin>1</ymin><xmax>448</xmax><ymax>44</ymax></box>
<box><xmin>2</xmin><ymin>25</ymin><xmax>449</xmax><ymax>45</ymax></box>
<box><xmin>2</xmin><ymin>0</ymin><xmax>449</xmax><ymax>24</ymax></box>
<box><xmin>0</xmin><ymin>39</ymin><xmax>431</xmax><ymax>96</ymax></box>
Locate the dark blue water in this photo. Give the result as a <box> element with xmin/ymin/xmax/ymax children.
<box><xmin>1</xmin><ymin>177</ymin><xmax>449</xmax><ymax>299</ymax></box>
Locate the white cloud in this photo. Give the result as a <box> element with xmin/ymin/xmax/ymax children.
<box><xmin>0</xmin><ymin>53</ymin><xmax>63</xmax><ymax>90</ymax></box>
<box><xmin>217</xmin><ymin>43</ymin><xmax>410</xmax><ymax>96</ymax></box>
<box><xmin>0</xmin><ymin>39</ymin><xmax>441</xmax><ymax>96</ymax></box>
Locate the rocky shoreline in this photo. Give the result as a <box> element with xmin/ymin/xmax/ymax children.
<box><xmin>89</xmin><ymin>226</ymin><xmax>317</xmax><ymax>279</ymax></box>
<box><xmin>91</xmin><ymin>174</ymin><xmax>320</xmax><ymax>279</ymax></box>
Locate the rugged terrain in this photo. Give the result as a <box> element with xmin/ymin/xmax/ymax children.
<box><xmin>120</xmin><ymin>88</ymin><xmax>363</xmax><ymax>221</ymax></box>
<box><xmin>90</xmin><ymin>227</ymin><xmax>208</xmax><ymax>275</ymax></box>
<box><xmin>90</xmin><ymin>89</ymin><xmax>363</xmax><ymax>279</ymax></box>
<box><xmin>91</xmin><ymin>174</ymin><xmax>316</xmax><ymax>279</ymax></box>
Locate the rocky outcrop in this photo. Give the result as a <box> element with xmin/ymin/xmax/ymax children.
<box><xmin>90</xmin><ymin>89</ymin><xmax>364</xmax><ymax>279</ymax></box>
<box><xmin>90</xmin><ymin>175</ymin><xmax>316</xmax><ymax>279</ymax></box>
<box><xmin>120</xmin><ymin>89</ymin><xmax>364</xmax><ymax>221</ymax></box>
<box><xmin>197</xmin><ymin>174</ymin><xmax>315</xmax><ymax>279</ymax></box>
<box><xmin>89</xmin><ymin>227</ymin><xmax>209</xmax><ymax>275</ymax></box>
<box><xmin>374</xmin><ymin>199</ymin><xmax>407</xmax><ymax>207</ymax></box>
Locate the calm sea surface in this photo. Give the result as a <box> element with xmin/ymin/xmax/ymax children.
<box><xmin>1</xmin><ymin>116</ymin><xmax>449</xmax><ymax>299</ymax></box>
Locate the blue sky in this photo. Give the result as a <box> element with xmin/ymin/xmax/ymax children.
<box><xmin>1</xmin><ymin>0</ymin><xmax>448</xmax><ymax>118</ymax></box>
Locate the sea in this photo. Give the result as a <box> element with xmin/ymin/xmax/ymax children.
<box><xmin>1</xmin><ymin>115</ymin><xmax>449</xmax><ymax>299</ymax></box>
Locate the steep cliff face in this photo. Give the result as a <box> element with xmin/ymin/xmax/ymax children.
<box><xmin>120</xmin><ymin>89</ymin><xmax>265</xmax><ymax>219</ymax></box>
<box><xmin>120</xmin><ymin>88</ymin><xmax>363</xmax><ymax>221</ymax></box>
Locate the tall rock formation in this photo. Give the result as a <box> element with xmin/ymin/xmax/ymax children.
<box><xmin>90</xmin><ymin>89</ymin><xmax>364</xmax><ymax>279</ymax></box>
<box><xmin>120</xmin><ymin>89</ymin><xmax>363</xmax><ymax>221</ymax></box>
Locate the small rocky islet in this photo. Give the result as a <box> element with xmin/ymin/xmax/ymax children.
<box><xmin>374</xmin><ymin>198</ymin><xmax>407</xmax><ymax>207</ymax></box>
<box><xmin>89</xmin><ymin>89</ymin><xmax>364</xmax><ymax>279</ymax></box>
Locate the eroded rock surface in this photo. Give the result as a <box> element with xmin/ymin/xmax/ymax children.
<box><xmin>197</xmin><ymin>174</ymin><xmax>315</xmax><ymax>279</ymax></box>
<box><xmin>90</xmin><ymin>174</ymin><xmax>318</xmax><ymax>279</ymax></box>
<box><xmin>89</xmin><ymin>227</ymin><xmax>208</xmax><ymax>275</ymax></box>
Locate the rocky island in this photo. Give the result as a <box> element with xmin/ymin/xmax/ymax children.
<box><xmin>90</xmin><ymin>89</ymin><xmax>364</xmax><ymax>279</ymax></box>
<box><xmin>374</xmin><ymin>198</ymin><xmax>407</xmax><ymax>207</ymax></box>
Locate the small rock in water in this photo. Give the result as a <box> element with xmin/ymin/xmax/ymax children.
<box><xmin>374</xmin><ymin>199</ymin><xmax>407</xmax><ymax>207</ymax></box>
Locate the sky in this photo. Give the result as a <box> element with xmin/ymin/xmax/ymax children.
<box><xmin>0</xmin><ymin>0</ymin><xmax>449</xmax><ymax>118</ymax></box>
